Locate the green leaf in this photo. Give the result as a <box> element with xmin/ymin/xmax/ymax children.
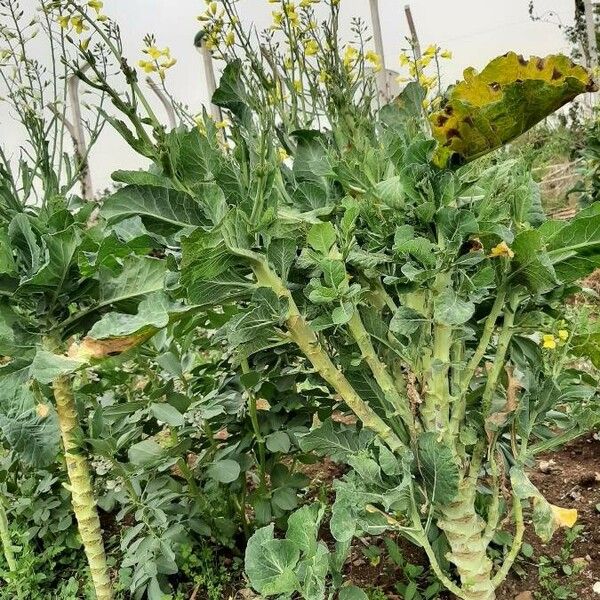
<box><xmin>267</xmin><ymin>238</ymin><xmax>297</xmax><ymax>281</ymax></box>
<box><xmin>245</xmin><ymin>525</ymin><xmax>300</xmax><ymax>596</ymax></box>
<box><xmin>265</xmin><ymin>431</ymin><xmax>291</xmax><ymax>453</ymax></box>
<box><xmin>111</xmin><ymin>170</ymin><xmax>175</xmax><ymax>188</ymax></box>
<box><xmin>128</xmin><ymin>439</ymin><xmax>164</xmax><ymax>465</ymax></box>
<box><xmin>511</xmin><ymin>229</ymin><xmax>558</xmax><ymax>293</ymax></box>
<box><xmin>416</xmin><ymin>432</ymin><xmax>459</xmax><ymax>504</ymax></box>
<box><xmin>299</xmin><ymin>419</ymin><xmax>374</xmax><ymax>462</ymax></box>
<box><xmin>339</xmin><ymin>585</ymin><xmax>369</xmax><ymax>600</ymax></box>
<box><xmin>102</xmin><ymin>185</ymin><xmax>206</xmax><ymax>230</ymax></box>
<box><xmin>545</xmin><ymin>209</ymin><xmax>600</xmax><ymax>283</ymax></box>
<box><xmin>212</xmin><ymin>59</ymin><xmax>250</xmax><ymax>121</ymax></box>
<box><xmin>297</xmin><ymin>542</ymin><xmax>330</xmax><ymax>600</ymax></box>
<box><xmin>390</xmin><ymin>306</ymin><xmax>427</xmax><ymax>336</ymax></box>
<box><xmin>430</xmin><ymin>53</ymin><xmax>595</xmax><ymax>166</ymax></box>
<box><xmin>97</xmin><ymin>256</ymin><xmax>167</xmax><ymax>310</ymax></box>
<box><xmin>207</xmin><ymin>459</ymin><xmax>241</xmax><ymax>483</ymax></box>
<box><xmin>286</xmin><ymin>503</ymin><xmax>325</xmax><ymax>557</ymax></box>
<box><xmin>150</xmin><ymin>403</ymin><xmax>185</xmax><ymax>427</ymax></box>
<box><xmin>30</xmin><ymin>350</ymin><xmax>86</xmax><ymax>384</ymax></box>
<box><xmin>433</xmin><ymin>288</ymin><xmax>475</xmax><ymax>326</ymax></box>
<box><xmin>307</xmin><ymin>222</ymin><xmax>336</xmax><ymax>255</ymax></box>
<box><xmin>0</xmin><ymin>363</ymin><xmax>60</xmax><ymax>467</ymax></box>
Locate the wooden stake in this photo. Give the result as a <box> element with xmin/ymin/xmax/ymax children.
<box><xmin>404</xmin><ymin>4</ymin><xmax>422</xmax><ymax>60</ymax></box>
<box><xmin>368</xmin><ymin>0</ymin><xmax>388</xmax><ymax>100</ymax></box>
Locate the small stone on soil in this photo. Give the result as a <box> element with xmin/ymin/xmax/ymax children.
<box><xmin>515</xmin><ymin>592</ymin><xmax>534</xmax><ymax>600</ymax></box>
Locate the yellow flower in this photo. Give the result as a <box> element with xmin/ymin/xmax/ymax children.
<box><xmin>365</xmin><ymin>50</ymin><xmax>382</xmax><ymax>72</ymax></box>
<box><xmin>293</xmin><ymin>79</ymin><xmax>302</xmax><ymax>93</ymax></box>
<box><xmin>208</xmin><ymin>1</ymin><xmax>218</xmax><ymax>15</ymax></box>
<box><xmin>97</xmin><ymin>14</ymin><xmax>108</xmax><ymax>22</ymax></box>
<box><xmin>542</xmin><ymin>334</ymin><xmax>557</xmax><ymax>350</ymax></box>
<box><xmin>88</xmin><ymin>0</ymin><xmax>103</xmax><ymax>13</ymax></box>
<box><xmin>215</xmin><ymin>119</ymin><xmax>230</xmax><ymax>129</ymax></box>
<box><xmin>343</xmin><ymin>45</ymin><xmax>358</xmax><ymax>69</ymax></box>
<box><xmin>194</xmin><ymin>115</ymin><xmax>206</xmax><ymax>135</ymax></box>
<box><xmin>418</xmin><ymin>54</ymin><xmax>432</xmax><ymax>68</ymax></box>
<box><xmin>418</xmin><ymin>74</ymin><xmax>437</xmax><ymax>90</ymax></box>
<box><xmin>160</xmin><ymin>57</ymin><xmax>177</xmax><ymax>69</ymax></box>
<box><xmin>558</xmin><ymin>329</ymin><xmax>569</xmax><ymax>341</ymax></box>
<box><xmin>70</xmin><ymin>16</ymin><xmax>88</xmax><ymax>34</ymax></box>
<box><xmin>489</xmin><ymin>241</ymin><xmax>514</xmax><ymax>259</ymax></box>
<box><xmin>398</xmin><ymin>53</ymin><xmax>411</xmax><ymax>66</ymax></box>
<box><xmin>318</xmin><ymin>69</ymin><xmax>329</xmax><ymax>83</ymax></box>
<box><xmin>277</xmin><ymin>147</ymin><xmax>289</xmax><ymax>161</ymax></box>
<box><xmin>304</xmin><ymin>39</ymin><xmax>319</xmax><ymax>56</ymax></box>
<box><xmin>272</xmin><ymin>10</ymin><xmax>283</xmax><ymax>27</ymax></box>
<box><xmin>144</xmin><ymin>46</ymin><xmax>170</xmax><ymax>59</ymax></box>
<box><xmin>423</xmin><ymin>43</ymin><xmax>437</xmax><ymax>57</ymax></box>
<box><xmin>138</xmin><ymin>60</ymin><xmax>157</xmax><ymax>73</ymax></box>
<box><xmin>225</xmin><ymin>30</ymin><xmax>235</xmax><ymax>46</ymax></box>
<box><xmin>80</xmin><ymin>37</ymin><xmax>91</xmax><ymax>51</ymax></box>
<box><xmin>57</xmin><ymin>14</ymin><xmax>70</xmax><ymax>29</ymax></box>
<box><xmin>440</xmin><ymin>49</ymin><xmax>452</xmax><ymax>59</ymax></box>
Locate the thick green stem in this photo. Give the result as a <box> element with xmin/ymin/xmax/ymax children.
<box><xmin>451</xmin><ymin>288</ymin><xmax>506</xmax><ymax>433</ymax></box>
<box><xmin>53</xmin><ymin>375</ymin><xmax>114</xmax><ymax>600</ymax></box>
<box><xmin>422</xmin><ymin>321</ymin><xmax>452</xmax><ymax>433</ymax></box>
<box><xmin>253</xmin><ymin>261</ymin><xmax>405</xmax><ymax>453</ymax></box>
<box><xmin>0</xmin><ymin>501</ymin><xmax>17</xmax><ymax>573</ymax></box>
<box><xmin>481</xmin><ymin>307</ymin><xmax>516</xmax><ymax>420</ymax></box>
<box><xmin>347</xmin><ymin>311</ymin><xmax>415</xmax><ymax>441</ymax></box>
<box><xmin>437</xmin><ymin>480</ymin><xmax>495</xmax><ymax>600</ymax></box>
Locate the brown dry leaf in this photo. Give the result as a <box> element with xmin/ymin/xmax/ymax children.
<box><xmin>68</xmin><ymin>334</ymin><xmax>147</xmax><ymax>360</ymax></box>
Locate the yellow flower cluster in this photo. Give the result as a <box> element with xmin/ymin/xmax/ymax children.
<box><xmin>56</xmin><ymin>1</ymin><xmax>108</xmax><ymax>33</ymax></box>
<box><xmin>138</xmin><ymin>46</ymin><xmax>177</xmax><ymax>79</ymax></box>
<box><xmin>541</xmin><ymin>330</ymin><xmax>569</xmax><ymax>350</ymax></box>
<box><xmin>365</xmin><ymin>50</ymin><xmax>382</xmax><ymax>73</ymax></box>
<box><xmin>396</xmin><ymin>44</ymin><xmax>452</xmax><ymax>92</ymax></box>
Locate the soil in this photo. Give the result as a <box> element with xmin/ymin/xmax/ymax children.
<box><xmin>339</xmin><ymin>434</ymin><xmax>600</xmax><ymax>600</ymax></box>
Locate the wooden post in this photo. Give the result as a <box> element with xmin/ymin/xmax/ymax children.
<box><xmin>404</xmin><ymin>4</ymin><xmax>422</xmax><ymax>60</ymax></box>
<box><xmin>368</xmin><ymin>0</ymin><xmax>388</xmax><ymax>100</ymax></box>
<box><xmin>67</xmin><ymin>65</ymin><xmax>93</xmax><ymax>200</ymax></box>
<box><xmin>198</xmin><ymin>41</ymin><xmax>222</xmax><ymax>123</ymax></box>
<box><xmin>583</xmin><ymin>0</ymin><xmax>599</xmax><ymax>69</ymax></box>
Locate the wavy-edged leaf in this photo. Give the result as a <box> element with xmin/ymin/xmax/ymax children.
<box><xmin>101</xmin><ymin>185</ymin><xmax>206</xmax><ymax>231</ymax></box>
<box><xmin>245</xmin><ymin>524</ymin><xmax>300</xmax><ymax>596</ymax></box>
<box><xmin>431</xmin><ymin>53</ymin><xmax>595</xmax><ymax>166</ymax></box>
<box><xmin>416</xmin><ymin>432</ymin><xmax>459</xmax><ymax>504</ymax></box>
<box><xmin>299</xmin><ymin>419</ymin><xmax>374</xmax><ymax>462</ymax></box>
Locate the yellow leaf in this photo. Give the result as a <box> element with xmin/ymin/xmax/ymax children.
<box><xmin>430</xmin><ymin>52</ymin><xmax>596</xmax><ymax>167</ymax></box>
<box><xmin>550</xmin><ymin>504</ymin><xmax>578</xmax><ymax>528</ymax></box>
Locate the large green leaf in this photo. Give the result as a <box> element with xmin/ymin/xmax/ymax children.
<box><xmin>0</xmin><ymin>362</ymin><xmax>60</xmax><ymax>467</ymax></box>
<box><xmin>431</xmin><ymin>53</ymin><xmax>595</xmax><ymax>166</ymax></box>
<box><xmin>416</xmin><ymin>432</ymin><xmax>459</xmax><ymax>504</ymax></box>
<box><xmin>299</xmin><ymin>419</ymin><xmax>374</xmax><ymax>462</ymax></box>
<box><xmin>245</xmin><ymin>525</ymin><xmax>300</xmax><ymax>596</ymax></box>
<box><xmin>101</xmin><ymin>185</ymin><xmax>206</xmax><ymax>230</ymax></box>
<box><xmin>30</xmin><ymin>350</ymin><xmax>86</xmax><ymax>384</ymax></box>
<box><xmin>19</xmin><ymin>226</ymin><xmax>80</xmax><ymax>294</ymax></box>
